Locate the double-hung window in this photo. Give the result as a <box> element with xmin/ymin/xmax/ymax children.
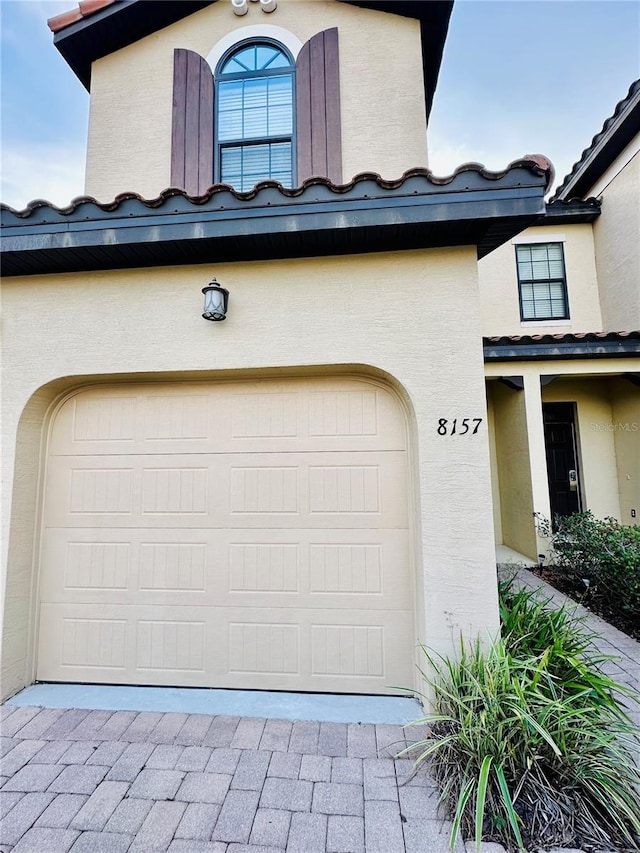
<box><xmin>515</xmin><ymin>242</ymin><xmax>569</xmax><ymax>320</ymax></box>
<box><xmin>216</xmin><ymin>42</ymin><xmax>295</xmax><ymax>191</ymax></box>
<box><xmin>171</xmin><ymin>29</ymin><xmax>341</xmax><ymax>196</ymax></box>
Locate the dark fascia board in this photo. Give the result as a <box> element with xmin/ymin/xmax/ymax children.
<box><xmin>53</xmin><ymin>0</ymin><xmax>453</xmax><ymax>122</ymax></box>
<box><xmin>538</xmin><ymin>199</ymin><xmax>601</xmax><ymax>226</ymax></box>
<box><xmin>483</xmin><ymin>337</ymin><xmax>640</xmax><ymax>362</ymax></box>
<box><xmin>53</xmin><ymin>1</ymin><xmax>214</xmax><ymax>90</ymax></box>
<box><xmin>552</xmin><ymin>80</ymin><xmax>640</xmax><ymax>202</ymax></box>
<box><xmin>1</xmin><ymin>165</ymin><xmax>548</xmax><ymax>277</ymax></box>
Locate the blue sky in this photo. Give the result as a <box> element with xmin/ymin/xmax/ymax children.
<box><xmin>1</xmin><ymin>0</ymin><xmax>638</xmax><ymax>208</ymax></box>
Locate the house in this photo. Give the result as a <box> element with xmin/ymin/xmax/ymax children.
<box><xmin>0</xmin><ymin>0</ymin><xmax>636</xmax><ymax>705</ymax></box>
<box><xmin>481</xmin><ymin>79</ymin><xmax>640</xmax><ymax>562</ymax></box>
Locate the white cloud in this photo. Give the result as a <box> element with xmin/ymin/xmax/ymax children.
<box><xmin>427</xmin><ymin>134</ymin><xmax>521</xmax><ymax>178</ymax></box>
<box><xmin>427</xmin><ymin>138</ymin><xmax>477</xmax><ymax>177</ymax></box>
<box><xmin>1</xmin><ymin>142</ymin><xmax>86</xmax><ymax>210</ymax></box>
<box><xmin>427</xmin><ymin>130</ymin><xmax>574</xmax><ymax>196</ymax></box>
<box><xmin>13</xmin><ymin>0</ymin><xmax>76</xmax><ymax>26</ymax></box>
<box><xmin>1</xmin><ymin>0</ymin><xmax>73</xmax><ymax>50</ymax></box>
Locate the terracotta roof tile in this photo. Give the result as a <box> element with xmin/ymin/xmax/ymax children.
<box><xmin>2</xmin><ymin>158</ymin><xmax>553</xmax><ymax>276</ymax></box>
<box><xmin>483</xmin><ymin>331</ymin><xmax>640</xmax><ymax>345</ymax></box>
<box><xmin>0</xmin><ymin>158</ymin><xmax>555</xmax><ymax>219</ymax></box>
<box><xmin>551</xmin><ymin>79</ymin><xmax>640</xmax><ymax>201</ymax></box>
<box><xmin>483</xmin><ymin>331</ymin><xmax>640</xmax><ymax>361</ymax></box>
<box><xmin>48</xmin><ymin>0</ymin><xmax>118</xmax><ymax>33</ymax></box>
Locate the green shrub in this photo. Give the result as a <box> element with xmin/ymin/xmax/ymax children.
<box><xmin>404</xmin><ymin>584</ymin><xmax>640</xmax><ymax>852</ymax></box>
<box><xmin>498</xmin><ymin>578</ymin><xmax>627</xmax><ymax>715</ymax></box>
<box><xmin>549</xmin><ymin>512</ymin><xmax>640</xmax><ymax>638</ymax></box>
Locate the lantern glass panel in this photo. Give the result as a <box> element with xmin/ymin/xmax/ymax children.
<box><xmin>203</xmin><ymin>286</ymin><xmax>228</xmax><ymax>320</ymax></box>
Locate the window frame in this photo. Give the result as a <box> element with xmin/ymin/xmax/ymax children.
<box><xmin>214</xmin><ymin>38</ymin><xmax>297</xmax><ymax>190</ymax></box>
<box><xmin>515</xmin><ymin>242</ymin><xmax>570</xmax><ymax>322</ymax></box>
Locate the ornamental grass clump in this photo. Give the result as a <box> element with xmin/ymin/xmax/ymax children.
<box><xmin>403</xmin><ymin>582</ymin><xmax>640</xmax><ymax>853</ymax></box>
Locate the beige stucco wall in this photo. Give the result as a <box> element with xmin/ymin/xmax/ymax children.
<box><xmin>610</xmin><ymin>377</ymin><xmax>640</xmax><ymax>526</ymax></box>
<box><xmin>587</xmin><ymin>135</ymin><xmax>640</xmax><ymax>199</ymax></box>
<box><xmin>1</xmin><ymin>247</ymin><xmax>499</xmax><ymax>702</ymax></box>
<box><xmin>485</xmin><ymin>388</ymin><xmax>503</xmax><ymax>544</ymax></box>
<box><xmin>485</xmin><ymin>362</ymin><xmax>640</xmax><ymax>561</ymax></box>
<box><xmin>486</xmin><ymin>380</ymin><xmax>536</xmax><ymax>558</ymax></box>
<box><xmin>477</xmin><ymin>224</ymin><xmax>603</xmax><ymax>337</ymax></box>
<box><xmin>592</xmin><ymin>151</ymin><xmax>640</xmax><ymax>332</ymax></box>
<box><xmin>84</xmin><ymin>0</ymin><xmax>427</xmax><ymax>201</ymax></box>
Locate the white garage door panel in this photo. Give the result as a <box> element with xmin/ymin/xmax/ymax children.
<box><xmin>49</xmin><ymin>381</ymin><xmax>406</xmax><ymax>456</ymax></box>
<box><xmin>43</xmin><ymin>452</ymin><xmax>407</xmax><ymax>529</ymax></box>
<box><xmin>39</xmin><ymin>528</ymin><xmax>411</xmax><ymax>610</ymax></box>
<box><xmin>38</xmin><ymin>378</ymin><xmax>413</xmax><ymax>694</ymax></box>
<box><xmin>37</xmin><ymin>603</ymin><xmax>415</xmax><ymax>692</ymax></box>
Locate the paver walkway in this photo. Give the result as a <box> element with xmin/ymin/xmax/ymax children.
<box><xmin>0</xmin><ymin>706</ymin><xmax>459</xmax><ymax>853</ymax></box>
<box><xmin>1</xmin><ymin>570</ymin><xmax>638</xmax><ymax>853</ymax></box>
<box><xmin>512</xmin><ymin>567</ymin><xmax>640</xmax><ymax>730</ymax></box>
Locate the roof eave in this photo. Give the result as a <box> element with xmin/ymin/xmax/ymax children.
<box><xmin>338</xmin><ymin>1</ymin><xmax>454</xmax><ymax>121</ymax></box>
<box><xmin>52</xmin><ymin>0</ymin><xmax>453</xmax><ymax>123</ymax></box>
<box><xmin>538</xmin><ymin>198</ymin><xmax>601</xmax><ymax>226</ymax></box>
<box><xmin>553</xmin><ymin>82</ymin><xmax>640</xmax><ymax>201</ymax></box>
<box><xmin>1</xmin><ymin>163</ymin><xmax>549</xmax><ymax>277</ymax></box>
<box><xmin>53</xmin><ymin>0</ymin><xmax>214</xmax><ymax>90</ymax></box>
<box><xmin>483</xmin><ymin>336</ymin><xmax>640</xmax><ymax>362</ymax></box>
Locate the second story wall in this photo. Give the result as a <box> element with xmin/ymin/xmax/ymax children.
<box><xmin>84</xmin><ymin>0</ymin><xmax>427</xmax><ymax>201</ymax></box>
<box><xmin>477</xmin><ymin>224</ymin><xmax>603</xmax><ymax>337</ymax></box>
<box><xmin>592</xmin><ymin>149</ymin><xmax>640</xmax><ymax>332</ymax></box>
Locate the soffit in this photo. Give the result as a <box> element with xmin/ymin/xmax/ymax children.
<box><xmin>50</xmin><ymin>0</ymin><xmax>453</xmax><ymax>121</ymax></box>
<box><xmin>1</xmin><ymin>161</ymin><xmax>551</xmax><ymax>277</ymax></box>
<box><xmin>539</xmin><ymin>199</ymin><xmax>601</xmax><ymax>225</ymax></box>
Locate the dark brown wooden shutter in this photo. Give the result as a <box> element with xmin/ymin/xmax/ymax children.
<box><xmin>171</xmin><ymin>49</ymin><xmax>214</xmax><ymax>196</ymax></box>
<box><xmin>296</xmin><ymin>28</ymin><xmax>342</xmax><ymax>184</ymax></box>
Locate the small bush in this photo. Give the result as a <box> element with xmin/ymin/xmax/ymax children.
<box><xmin>498</xmin><ymin>578</ymin><xmax>627</xmax><ymax>715</ymax></box>
<box><xmin>404</xmin><ymin>583</ymin><xmax>640</xmax><ymax>852</ymax></box>
<box><xmin>549</xmin><ymin>512</ymin><xmax>640</xmax><ymax>638</ymax></box>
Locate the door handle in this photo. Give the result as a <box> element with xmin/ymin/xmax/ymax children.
<box><xmin>569</xmin><ymin>469</ymin><xmax>578</xmax><ymax>491</ymax></box>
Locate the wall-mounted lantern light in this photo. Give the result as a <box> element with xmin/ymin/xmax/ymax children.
<box><xmin>202</xmin><ymin>279</ymin><xmax>229</xmax><ymax>321</ymax></box>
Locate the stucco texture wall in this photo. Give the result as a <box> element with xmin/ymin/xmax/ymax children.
<box><xmin>485</xmin><ymin>362</ymin><xmax>640</xmax><ymax>563</ymax></box>
<box><xmin>1</xmin><ymin>247</ymin><xmax>498</xmax><ymax>701</ymax></box>
<box><xmin>593</xmin><ymin>152</ymin><xmax>640</xmax><ymax>332</ymax></box>
<box><xmin>610</xmin><ymin>377</ymin><xmax>640</xmax><ymax>525</ymax></box>
<box><xmin>486</xmin><ymin>381</ymin><xmax>536</xmax><ymax>558</ymax></box>
<box><xmin>85</xmin><ymin>0</ymin><xmax>427</xmax><ymax>201</ymax></box>
<box><xmin>477</xmin><ymin>224</ymin><xmax>603</xmax><ymax>337</ymax></box>
<box><xmin>486</xmin><ymin>386</ymin><xmax>503</xmax><ymax>544</ymax></box>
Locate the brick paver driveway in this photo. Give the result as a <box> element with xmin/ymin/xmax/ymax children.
<box><xmin>0</xmin><ymin>706</ymin><xmax>460</xmax><ymax>853</ymax></box>
<box><xmin>3</xmin><ymin>572</ymin><xmax>638</xmax><ymax>853</ymax></box>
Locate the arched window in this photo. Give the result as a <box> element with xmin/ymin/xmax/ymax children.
<box><xmin>216</xmin><ymin>41</ymin><xmax>295</xmax><ymax>191</ymax></box>
<box><xmin>171</xmin><ymin>29</ymin><xmax>342</xmax><ymax>196</ymax></box>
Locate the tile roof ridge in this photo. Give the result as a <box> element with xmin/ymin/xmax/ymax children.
<box><xmin>483</xmin><ymin>331</ymin><xmax>640</xmax><ymax>343</ymax></box>
<box><xmin>1</xmin><ymin>158</ymin><xmax>554</xmax><ymax>219</ymax></box>
<box><xmin>551</xmin><ymin>78</ymin><xmax>640</xmax><ymax>201</ymax></box>
<box><xmin>48</xmin><ymin>0</ymin><xmax>119</xmax><ymax>34</ymax></box>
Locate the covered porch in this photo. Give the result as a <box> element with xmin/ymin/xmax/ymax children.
<box><xmin>484</xmin><ymin>335</ymin><xmax>640</xmax><ymax>561</ymax></box>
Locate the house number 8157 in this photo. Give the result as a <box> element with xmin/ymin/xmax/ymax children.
<box><xmin>437</xmin><ymin>418</ymin><xmax>483</xmax><ymax>436</ymax></box>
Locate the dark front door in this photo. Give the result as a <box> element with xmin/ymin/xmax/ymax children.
<box><xmin>543</xmin><ymin>403</ymin><xmax>581</xmax><ymax>525</ymax></box>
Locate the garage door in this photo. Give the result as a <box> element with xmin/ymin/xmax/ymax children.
<box><xmin>37</xmin><ymin>377</ymin><xmax>414</xmax><ymax>694</ymax></box>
